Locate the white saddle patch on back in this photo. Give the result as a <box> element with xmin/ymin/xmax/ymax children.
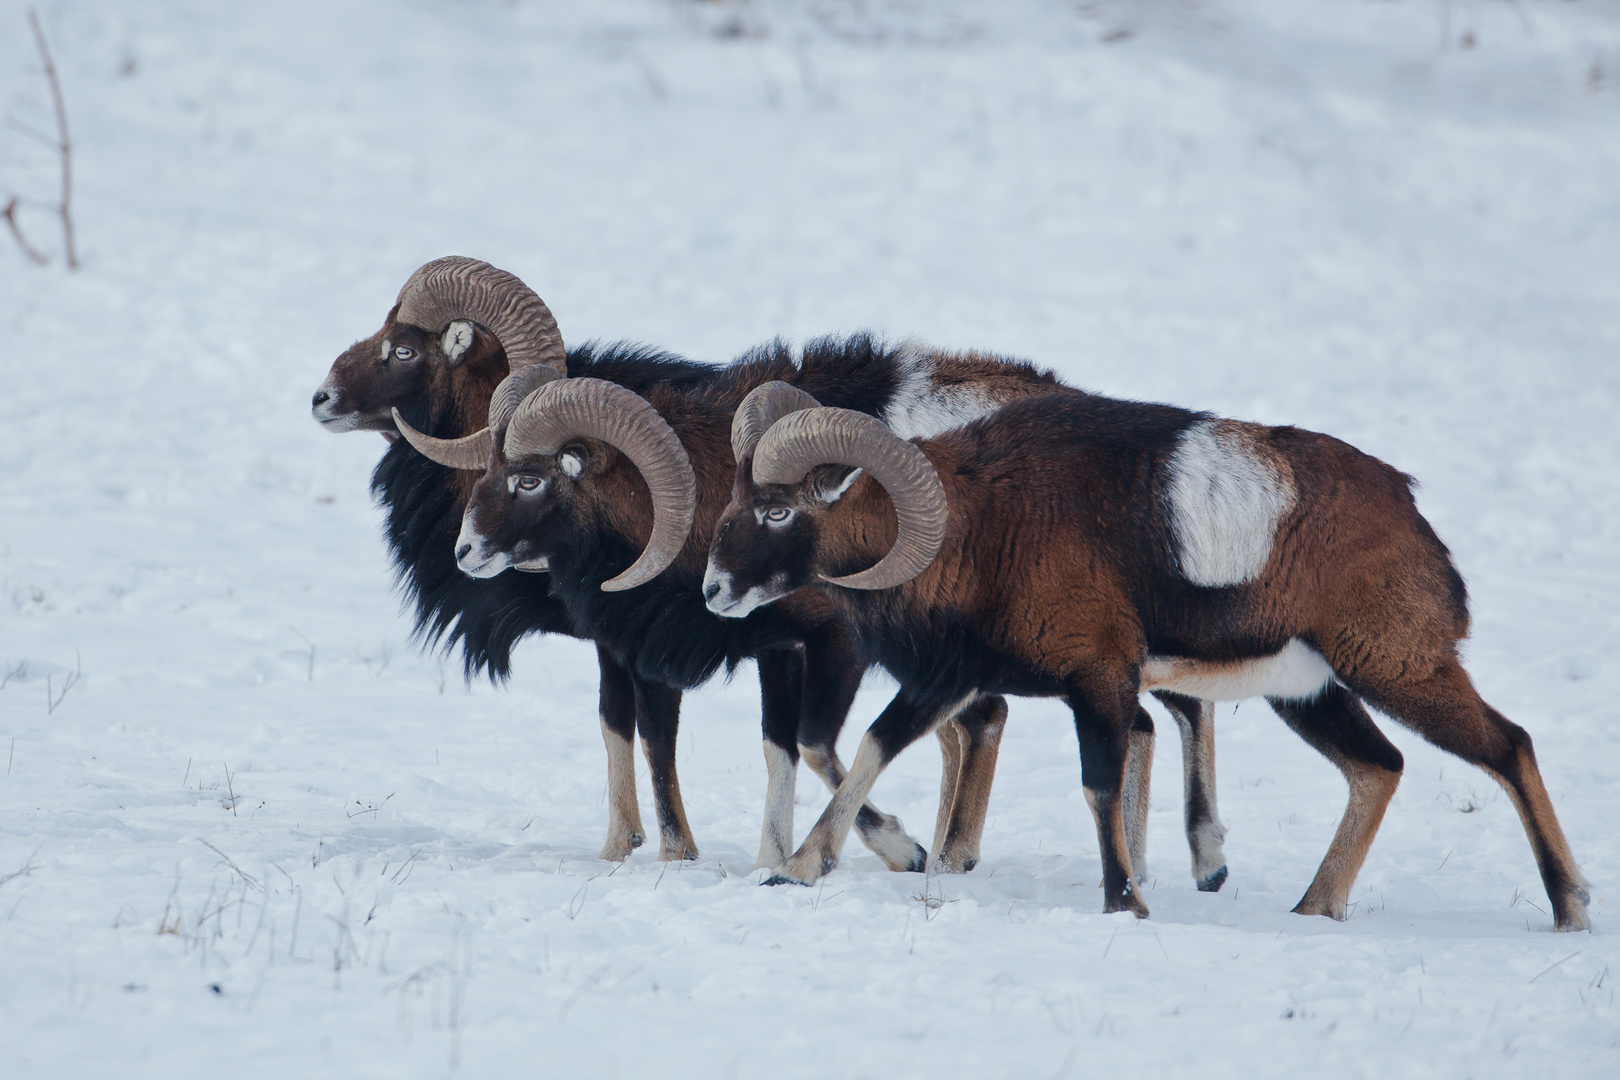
<box><xmin>881</xmin><ymin>341</ymin><xmax>999</xmax><ymax>439</ymax></box>
<box><xmin>1164</xmin><ymin>419</ymin><xmax>1295</xmax><ymax>587</ymax></box>
<box><xmin>1141</xmin><ymin>638</ymin><xmax>1334</xmax><ymax>702</ymax></box>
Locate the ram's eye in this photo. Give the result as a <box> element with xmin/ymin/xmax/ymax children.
<box><xmin>393</xmin><ymin>345</ymin><xmax>416</xmax><ymax>361</ymax></box>
<box><xmin>515</xmin><ymin>475</ymin><xmax>543</xmax><ymax>493</ymax></box>
<box><xmin>763</xmin><ymin>507</ymin><xmax>794</xmax><ymax>526</ymax></box>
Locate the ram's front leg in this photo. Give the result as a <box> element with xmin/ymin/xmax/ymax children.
<box><xmin>754</xmin><ymin>647</ymin><xmax>804</xmax><ymax>870</ymax></box>
<box><xmin>1069</xmin><ymin>677</ymin><xmax>1150</xmax><ymax>918</ymax></box>
<box><xmin>634</xmin><ymin>677</ymin><xmax>699</xmax><ymax>862</ymax></box>
<box><xmin>768</xmin><ymin>691</ymin><xmax>963</xmax><ymax>886</ymax></box>
<box><xmin>596</xmin><ymin>647</ymin><xmax>646</xmax><ymax>861</ymax></box>
<box><xmin>796</xmin><ymin>626</ymin><xmax>926</xmax><ymax>873</ymax></box>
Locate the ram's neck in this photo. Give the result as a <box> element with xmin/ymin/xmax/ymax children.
<box><xmin>824</xmin><ymin>476</ymin><xmax>900</xmax><ymax>585</ymax></box>
<box><xmin>442</xmin><ymin>362</ymin><xmax>507</xmax><ymax>438</ymax></box>
<box><xmin>822</xmin><ymin>445</ymin><xmax>969</xmax><ymax>628</ymax></box>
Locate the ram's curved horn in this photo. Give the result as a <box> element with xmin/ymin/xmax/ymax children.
<box><xmin>389</xmin><ymin>349</ymin><xmax>565</xmax><ymax>470</ymax></box>
<box><xmin>391</xmin><ymin>409</ymin><xmax>492</xmax><ymax>471</ymax></box>
<box><xmin>751</xmin><ymin>408</ymin><xmax>946</xmax><ymax>590</ymax></box>
<box><xmin>395</xmin><ymin>256</ymin><xmax>567</xmax><ymax>374</ymax></box>
<box><xmin>487</xmin><ymin>363</ymin><xmax>565</xmax><ymax>433</ymax></box>
<box><xmin>730</xmin><ymin>381</ymin><xmax>822</xmax><ymax>464</ymax></box>
<box><xmin>505</xmin><ymin>379</ymin><xmax>695</xmax><ymax>592</ymax></box>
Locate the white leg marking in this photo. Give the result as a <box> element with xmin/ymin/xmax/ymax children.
<box><xmin>598</xmin><ymin>718</ymin><xmax>644</xmax><ymax>861</ymax></box>
<box><xmin>931</xmin><ymin>721</ymin><xmax>966</xmax><ymax>864</ymax></box>
<box><xmin>1181</xmin><ymin>700</ymin><xmax>1228</xmax><ymax>886</ymax></box>
<box><xmin>1122</xmin><ymin>721</ymin><xmax>1154</xmax><ymax>883</ymax></box>
<box><xmin>802</xmin><ymin>742</ymin><xmax>923</xmax><ymax>869</ymax></box>
<box><xmin>772</xmin><ymin>734</ymin><xmax>889</xmax><ymax>884</ymax></box>
<box><xmin>755</xmin><ymin>740</ymin><xmax>798</xmax><ymax>870</ymax></box>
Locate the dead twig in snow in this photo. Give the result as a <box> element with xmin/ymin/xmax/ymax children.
<box><xmin>1529</xmin><ymin>951</ymin><xmax>1583</xmax><ymax>984</ymax></box>
<box><xmin>0</xmin><ymin>847</ymin><xmax>42</xmax><ymax>889</ymax></box>
<box><xmin>45</xmin><ymin>652</ymin><xmax>80</xmax><ymax>714</ymax></box>
<box><xmin>222</xmin><ymin>763</ymin><xmax>241</xmax><ymax>816</ymax></box>
<box><xmin>196</xmin><ymin>838</ymin><xmax>261</xmax><ymax>892</ymax></box>
<box><xmin>347</xmin><ymin>793</ymin><xmax>394</xmax><ymax>818</ymax></box>
<box><xmin>26</xmin><ymin>9</ymin><xmax>76</xmax><ymax>268</ymax></box>
<box><xmin>389</xmin><ymin>847</ymin><xmax>422</xmax><ymax>886</ymax></box>
<box><xmin>1</xmin><ymin>660</ymin><xmax>28</xmax><ymax>690</ymax></box>
<box><xmin>288</xmin><ymin>626</ymin><xmax>315</xmax><ymax>681</ymax></box>
<box><xmin>2</xmin><ymin>197</ymin><xmax>47</xmax><ymax>265</ymax></box>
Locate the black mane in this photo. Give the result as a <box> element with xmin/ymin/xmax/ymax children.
<box><xmin>538</xmin><ymin>333</ymin><xmax>915</xmax><ymax>687</ymax></box>
<box><xmin>370</xmin><ymin>340</ymin><xmax>713</xmax><ymax>683</ymax></box>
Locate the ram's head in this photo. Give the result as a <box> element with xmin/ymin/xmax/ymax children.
<box><xmin>422</xmin><ymin>378</ymin><xmax>697</xmax><ymax>592</ymax></box>
<box><xmin>704</xmin><ymin>382</ymin><xmax>946</xmax><ymax>617</ymax></box>
<box><xmin>311</xmin><ymin>256</ymin><xmax>565</xmax><ymax>437</ymax></box>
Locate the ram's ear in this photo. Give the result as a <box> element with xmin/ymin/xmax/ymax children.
<box><xmin>808</xmin><ymin>464</ymin><xmax>863</xmax><ymax>503</ymax></box>
<box><xmin>558</xmin><ymin>447</ymin><xmax>587</xmax><ymax>480</ymax></box>
<box><xmin>440</xmin><ymin>321</ymin><xmax>501</xmax><ymax>368</ymax></box>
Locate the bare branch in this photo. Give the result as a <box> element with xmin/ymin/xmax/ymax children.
<box><xmin>5</xmin><ymin>116</ymin><xmax>57</xmax><ymax>148</ymax></box>
<box><xmin>26</xmin><ymin>9</ymin><xmax>76</xmax><ymax>269</ymax></box>
<box><xmin>45</xmin><ymin>652</ymin><xmax>81</xmax><ymax>715</ymax></box>
<box><xmin>2</xmin><ymin>198</ymin><xmax>48</xmax><ymax>266</ymax></box>
<box><xmin>0</xmin><ymin>847</ymin><xmax>42</xmax><ymax>889</ymax></box>
<box><xmin>0</xmin><ymin>660</ymin><xmax>29</xmax><ymax>690</ymax></box>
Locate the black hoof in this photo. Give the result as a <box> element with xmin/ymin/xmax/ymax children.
<box><xmin>961</xmin><ymin>857</ymin><xmax>977</xmax><ymax>873</ymax></box>
<box><xmin>905</xmin><ymin>844</ymin><xmax>928</xmax><ymax>874</ymax></box>
<box><xmin>630</xmin><ymin>833</ymin><xmax>645</xmax><ymax>849</ymax></box>
<box><xmin>682</xmin><ymin>850</ymin><xmax>700</xmax><ymax>862</ymax></box>
<box><xmin>1197</xmin><ymin>865</ymin><xmax>1229</xmax><ymax>893</ymax></box>
<box><xmin>762</xmin><ymin>873</ymin><xmax>809</xmax><ymax>887</ymax></box>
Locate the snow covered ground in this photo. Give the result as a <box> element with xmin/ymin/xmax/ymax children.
<box><xmin>1</xmin><ymin>1</ymin><xmax>1617</xmax><ymax>1075</ymax></box>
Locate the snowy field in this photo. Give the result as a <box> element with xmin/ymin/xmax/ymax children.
<box><xmin>2</xmin><ymin>1</ymin><xmax>1617</xmax><ymax>1076</ymax></box>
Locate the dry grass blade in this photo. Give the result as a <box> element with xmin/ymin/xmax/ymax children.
<box><xmin>195</xmin><ymin>838</ymin><xmax>262</xmax><ymax>892</ymax></box>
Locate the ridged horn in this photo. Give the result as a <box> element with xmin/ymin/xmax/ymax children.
<box><xmin>389</xmin><ymin>344</ymin><xmax>566</xmax><ymax>470</ymax></box>
<box><xmin>395</xmin><ymin>256</ymin><xmax>567</xmax><ymax>374</ymax></box>
<box><xmin>505</xmin><ymin>379</ymin><xmax>696</xmax><ymax>592</ymax></box>
<box><xmin>488</xmin><ymin>364</ymin><xmax>565</xmax><ymax>432</ymax></box>
<box><xmin>731</xmin><ymin>381</ymin><xmax>822</xmax><ymax>463</ymax></box>
<box><xmin>751</xmin><ymin>408</ymin><xmax>946</xmax><ymax>590</ymax></box>
<box><xmin>391</xmin><ymin>409</ymin><xmax>492</xmax><ymax>471</ymax></box>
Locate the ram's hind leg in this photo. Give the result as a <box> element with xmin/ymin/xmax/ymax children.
<box><xmin>634</xmin><ymin>678</ymin><xmax>698</xmax><ymax>862</ymax></box>
<box><xmin>1266</xmin><ymin>684</ymin><xmax>1402</xmax><ymax>920</ymax></box>
<box><xmin>1153</xmin><ymin>692</ymin><xmax>1228</xmax><ymax>891</ymax></box>
<box><xmin>596</xmin><ymin>647</ymin><xmax>646</xmax><ymax>861</ymax></box>
<box><xmin>1350</xmin><ymin>660</ymin><xmax>1590</xmax><ymax>931</ymax></box>
<box><xmin>797</xmin><ymin>628</ymin><xmax>925</xmax><ymax>874</ymax></box>
<box><xmin>933</xmin><ymin>695</ymin><xmax>1008</xmax><ymax>873</ymax></box>
<box><xmin>931</xmin><ymin>718</ymin><xmax>967</xmax><ymax>868</ymax></box>
<box><xmin>1121</xmin><ymin>707</ymin><xmax>1155</xmax><ymax>884</ymax></box>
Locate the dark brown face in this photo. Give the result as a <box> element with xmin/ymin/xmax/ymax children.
<box><xmin>701</xmin><ymin>463</ymin><xmax>855</xmax><ymax>617</ymax></box>
<box><xmin>310</xmin><ymin>306</ymin><xmax>500</xmax><ymax>434</ymax></box>
<box><xmin>454</xmin><ymin>440</ymin><xmax>604</xmax><ymax>579</ymax></box>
